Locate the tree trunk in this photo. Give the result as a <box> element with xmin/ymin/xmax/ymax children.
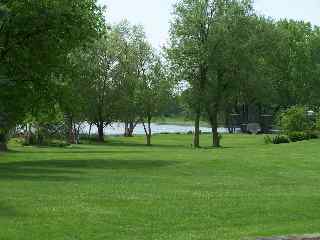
<box><xmin>193</xmin><ymin>109</ymin><xmax>201</xmax><ymax>148</ymax></box>
<box><xmin>124</xmin><ymin>121</ymin><xmax>129</xmax><ymax>137</ymax></box>
<box><xmin>97</xmin><ymin>122</ymin><xmax>104</xmax><ymax>142</ymax></box>
<box><xmin>124</xmin><ymin>121</ymin><xmax>136</xmax><ymax>137</ymax></box>
<box><xmin>210</xmin><ymin>110</ymin><xmax>220</xmax><ymax>148</ymax></box>
<box><xmin>66</xmin><ymin>114</ymin><xmax>75</xmax><ymax>144</ymax></box>
<box><xmin>0</xmin><ymin>133</ymin><xmax>7</xmax><ymax>151</ymax></box>
<box><xmin>147</xmin><ymin>117</ymin><xmax>152</xmax><ymax>146</ymax></box>
<box><xmin>24</xmin><ymin>123</ymin><xmax>34</xmax><ymax>145</ymax></box>
<box><xmin>88</xmin><ymin>123</ymin><xmax>92</xmax><ymax>139</ymax></box>
<box><xmin>128</xmin><ymin>122</ymin><xmax>135</xmax><ymax>137</ymax></box>
<box><xmin>73</xmin><ymin>124</ymin><xmax>81</xmax><ymax>144</ymax></box>
<box><xmin>36</xmin><ymin>125</ymin><xmax>44</xmax><ymax>146</ymax></box>
<box><xmin>143</xmin><ymin>116</ymin><xmax>152</xmax><ymax>146</ymax></box>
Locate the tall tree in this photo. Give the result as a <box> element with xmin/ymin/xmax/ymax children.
<box><xmin>138</xmin><ymin>56</ymin><xmax>172</xmax><ymax>146</ymax></box>
<box><xmin>204</xmin><ymin>0</ymin><xmax>256</xmax><ymax>147</ymax></box>
<box><xmin>113</xmin><ymin>21</ymin><xmax>148</xmax><ymax>137</ymax></box>
<box><xmin>0</xmin><ymin>0</ymin><xmax>103</xmax><ymax>150</ymax></box>
<box><xmin>70</xmin><ymin>28</ymin><xmax>123</xmax><ymax>142</ymax></box>
<box><xmin>168</xmin><ymin>0</ymin><xmax>217</xmax><ymax>148</ymax></box>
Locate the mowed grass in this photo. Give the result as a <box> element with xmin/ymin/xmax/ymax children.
<box><xmin>0</xmin><ymin>134</ymin><xmax>320</xmax><ymax>240</ymax></box>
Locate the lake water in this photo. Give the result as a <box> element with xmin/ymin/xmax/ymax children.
<box><xmin>82</xmin><ymin>122</ymin><xmax>232</xmax><ymax>136</ymax></box>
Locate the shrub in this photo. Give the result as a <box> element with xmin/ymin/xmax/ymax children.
<box><xmin>288</xmin><ymin>131</ymin><xmax>308</xmax><ymax>142</ymax></box>
<box><xmin>264</xmin><ymin>135</ymin><xmax>273</xmax><ymax>144</ymax></box>
<box><xmin>272</xmin><ymin>135</ymin><xmax>290</xmax><ymax>144</ymax></box>
<box><xmin>278</xmin><ymin>106</ymin><xmax>313</xmax><ymax>133</ymax></box>
<box><xmin>317</xmin><ymin>114</ymin><xmax>320</xmax><ymax>131</ymax></box>
<box><xmin>306</xmin><ymin>131</ymin><xmax>319</xmax><ymax>140</ymax></box>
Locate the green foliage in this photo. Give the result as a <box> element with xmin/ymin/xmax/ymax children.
<box><xmin>278</xmin><ymin>106</ymin><xmax>313</xmax><ymax>133</ymax></box>
<box><xmin>272</xmin><ymin>135</ymin><xmax>290</xmax><ymax>144</ymax></box>
<box><xmin>306</xmin><ymin>131</ymin><xmax>319</xmax><ymax>139</ymax></box>
<box><xmin>264</xmin><ymin>135</ymin><xmax>273</xmax><ymax>144</ymax></box>
<box><xmin>287</xmin><ymin>131</ymin><xmax>309</xmax><ymax>142</ymax></box>
<box><xmin>0</xmin><ymin>0</ymin><xmax>104</xmax><ymax>148</ymax></box>
<box><xmin>316</xmin><ymin>113</ymin><xmax>320</xmax><ymax>130</ymax></box>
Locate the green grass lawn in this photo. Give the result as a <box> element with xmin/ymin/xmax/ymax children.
<box><xmin>1</xmin><ymin>134</ymin><xmax>320</xmax><ymax>240</ymax></box>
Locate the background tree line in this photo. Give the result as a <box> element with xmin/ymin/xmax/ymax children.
<box><xmin>1</xmin><ymin>0</ymin><xmax>320</xmax><ymax>151</ymax></box>
<box><xmin>167</xmin><ymin>0</ymin><xmax>320</xmax><ymax>147</ymax></box>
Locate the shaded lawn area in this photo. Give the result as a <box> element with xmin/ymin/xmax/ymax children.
<box><xmin>0</xmin><ymin>134</ymin><xmax>320</xmax><ymax>240</ymax></box>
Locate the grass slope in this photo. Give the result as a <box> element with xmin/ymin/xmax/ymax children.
<box><xmin>0</xmin><ymin>134</ymin><xmax>320</xmax><ymax>240</ymax></box>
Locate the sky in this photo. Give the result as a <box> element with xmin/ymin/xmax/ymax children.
<box><xmin>98</xmin><ymin>0</ymin><xmax>320</xmax><ymax>49</ymax></box>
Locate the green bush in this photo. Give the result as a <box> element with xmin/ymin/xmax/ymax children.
<box><xmin>279</xmin><ymin>106</ymin><xmax>313</xmax><ymax>133</ymax></box>
<box><xmin>306</xmin><ymin>131</ymin><xmax>319</xmax><ymax>140</ymax></box>
<box><xmin>288</xmin><ymin>131</ymin><xmax>308</xmax><ymax>142</ymax></box>
<box><xmin>272</xmin><ymin>135</ymin><xmax>290</xmax><ymax>144</ymax></box>
<box><xmin>317</xmin><ymin>114</ymin><xmax>320</xmax><ymax>131</ymax></box>
<box><xmin>264</xmin><ymin>135</ymin><xmax>273</xmax><ymax>144</ymax></box>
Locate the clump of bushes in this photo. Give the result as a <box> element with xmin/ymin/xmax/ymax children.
<box><xmin>264</xmin><ymin>135</ymin><xmax>290</xmax><ymax>144</ymax></box>
<box><xmin>306</xmin><ymin>131</ymin><xmax>319</xmax><ymax>139</ymax></box>
<box><xmin>278</xmin><ymin>106</ymin><xmax>313</xmax><ymax>133</ymax></box>
<box><xmin>265</xmin><ymin>106</ymin><xmax>319</xmax><ymax>145</ymax></box>
<box><xmin>287</xmin><ymin>131</ymin><xmax>309</xmax><ymax>142</ymax></box>
<box><xmin>317</xmin><ymin>114</ymin><xmax>320</xmax><ymax>131</ymax></box>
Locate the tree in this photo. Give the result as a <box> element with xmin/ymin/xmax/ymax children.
<box><xmin>271</xmin><ymin>20</ymin><xmax>315</xmax><ymax>107</ymax></box>
<box><xmin>204</xmin><ymin>0</ymin><xmax>258</xmax><ymax>147</ymax></box>
<box><xmin>113</xmin><ymin>21</ymin><xmax>147</xmax><ymax>137</ymax></box>
<box><xmin>70</xmin><ymin>28</ymin><xmax>123</xmax><ymax>142</ymax></box>
<box><xmin>138</xmin><ymin>56</ymin><xmax>172</xmax><ymax>146</ymax></box>
<box><xmin>168</xmin><ymin>0</ymin><xmax>217</xmax><ymax>148</ymax></box>
<box><xmin>0</xmin><ymin>0</ymin><xmax>103</xmax><ymax>150</ymax></box>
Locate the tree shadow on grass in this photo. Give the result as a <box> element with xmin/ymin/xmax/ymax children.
<box><xmin>104</xmin><ymin>140</ymin><xmax>189</xmax><ymax>149</ymax></box>
<box><xmin>0</xmin><ymin>204</ymin><xmax>18</xmax><ymax>218</ymax></box>
<box><xmin>12</xmin><ymin>150</ymin><xmax>145</xmax><ymax>155</ymax></box>
<box><xmin>0</xmin><ymin>159</ymin><xmax>178</xmax><ymax>182</ymax></box>
<box><xmin>201</xmin><ymin>146</ymin><xmax>233</xmax><ymax>150</ymax></box>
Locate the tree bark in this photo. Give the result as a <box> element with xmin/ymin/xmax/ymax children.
<box><xmin>124</xmin><ymin>121</ymin><xmax>137</xmax><ymax>137</ymax></box>
<box><xmin>193</xmin><ymin>109</ymin><xmax>201</xmax><ymax>148</ymax></box>
<box><xmin>124</xmin><ymin>121</ymin><xmax>129</xmax><ymax>137</ymax></box>
<box><xmin>24</xmin><ymin>123</ymin><xmax>34</xmax><ymax>145</ymax></box>
<box><xmin>97</xmin><ymin>122</ymin><xmax>104</xmax><ymax>142</ymax></box>
<box><xmin>209</xmin><ymin>110</ymin><xmax>220</xmax><ymax>148</ymax></box>
<box><xmin>88</xmin><ymin>123</ymin><xmax>92</xmax><ymax>139</ymax></box>
<box><xmin>147</xmin><ymin>117</ymin><xmax>152</xmax><ymax>146</ymax></box>
<box><xmin>208</xmin><ymin>69</ymin><xmax>222</xmax><ymax>148</ymax></box>
<box><xmin>0</xmin><ymin>133</ymin><xmax>7</xmax><ymax>151</ymax></box>
<box><xmin>66</xmin><ymin>114</ymin><xmax>75</xmax><ymax>144</ymax></box>
<box><xmin>143</xmin><ymin>116</ymin><xmax>152</xmax><ymax>146</ymax></box>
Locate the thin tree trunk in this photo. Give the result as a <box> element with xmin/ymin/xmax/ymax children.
<box><xmin>24</xmin><ymin>123</ymin><xmax>33</xmax><ymax>145</ymax></box>
<box><xmin>210</xmin><ymin>110</ymin><xmax>220</xmax><ymax>148</ymax></box>
<box><xmin>66</xmin><ymin>114</ymin><xmax>75</xmax><ymax>144</ymax></box>
<box><xmin>97</xmin><ymin>122</ymin><xmax>104</xmax><ymax>142</ymax></box>
<box><xmin>0</xmin><ymin>133</ymin><xmax>7</xmax><ymax>151</ymax></box>
<box><xmin>147</xmin><ymin>117</ymin><xmax>152</xmax><ymax>146</ymax></box>
<box><xmin>209</xmin><ymin>69</ymin><xmax>224</xmax><ymax>148</ymax></box>
<box><xmin>73</xmin><ymin>123</ymin><xmax>81</xmax><ymax>144</ymax></box>
<box><xmin>193</xmin><ymin>109</ymin><xmax>201</xmax><ymax>148</ymax></box>
<box><xmin>88</xmin><ymin>123</ymin><xmax>92</xmax><ymax>139</ymax></box>
<box><xmin>124</xmin><ymin>121</ymin><xmax>137</xmax><ymax>137</ymax></box>
<box><xmin>143</xmin><ymin>116</ymin><xmax>152</xmax><ymax>146</ymax></box>
<box><xmin>128</xmin><ymin>122</ymin><xmax>135</xmax><ymax>137</ymax></box>
<box><xmin>36</xmin><ymin>124</ymin><xmax>44</xmax><ymax>145</ymax></box>
<box><xmin>124</xmin><ymin>121</ymin><xmax>129</xmax><ymax>137</ymax></box>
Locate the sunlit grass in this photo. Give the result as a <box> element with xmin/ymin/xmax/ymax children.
<box><xmin>0</xmin><ymin>134</ymin><xmax>319</xmax><ymax>240</ymax></box>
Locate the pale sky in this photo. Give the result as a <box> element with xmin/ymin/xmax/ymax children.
<box><xmin>98</xmin><ymin>0</ymin><xmax>320</xmax><ymax>48</ymax></box>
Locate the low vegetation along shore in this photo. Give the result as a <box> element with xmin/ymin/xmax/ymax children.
<box><xmin>1</xmin><ymin>134</ymin><xmax>320</xmax><ymax>240</ymax></box>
